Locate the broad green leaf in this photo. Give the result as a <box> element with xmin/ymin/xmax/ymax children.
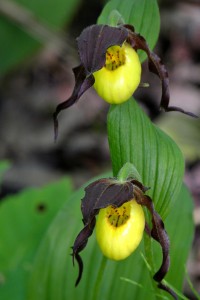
<box><xmin>0</xmin><ymin>178</ymin><xmax>72</xmax><ymax>300</ymax></box>
<box><xmin>15</xmin><ymin>0</ymin><xmax>79</xmax><ymax>29</ymax></box>
<box><xmin>27</xmin><ymin>179</ymin><xmax>194</xmax><ymax>300</ymax></box>
<box><xmin>0</xmin><ymin>0</ymin><xmax>81</xmax><ymax>75</ymax></box>
<box><xmin>107</xmin><ymin>99</ymin><xmax>184</xmax><ymax>219</ymax></box>
<box><xmin>97</xmin><ymin>0</ymin><xmax>160</xmax><ymax>62</ymax></box>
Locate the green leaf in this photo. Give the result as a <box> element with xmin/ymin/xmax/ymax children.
<box><xmin>97</xmin><ymin>0</ymin><xmax>160</xmax><ymax>62</ymax></box>
<box><xmin>0</xmin><ymin>178</ymin><xmax>72</xmax><ymax>300</ymax></box>
<box><xmin>157</xmin><ymin>113</ymin><xmax>200</xmax><ymax>162</ymax></box>
<box><xmin>162</xmin><ymin>185</ymin><xmax>194</xmax><ymax>290</ymax></box>
<box><xmin>15</xmin><ymin>0</ymin><xmax>79</xmax><ymax>29</ymax></box>
<box><xmin>27</xmin><ymin>180</ymin><xmax>193</xmax><ymax>300</ymax></box>
<box><xmin>107</xmin><ymin>99</ymin><xmax>184</xmax><ymax>219</ymax></box>
<box><xmin>0</xmin><ymin>0</ymin><xmax>81</xmax><ymax>75</ymax></box>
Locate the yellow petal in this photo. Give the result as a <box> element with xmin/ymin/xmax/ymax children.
<box><xmin>96</xmin><ymin>200</ymin><xmax>145</xmax><ymax>260</ymax></box>
<box><xmin>93</xmin><ymin>43</ymin><xmax>141</xmax><ymax>104</ymax></box>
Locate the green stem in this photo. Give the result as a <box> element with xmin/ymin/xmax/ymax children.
<box><xmin>93</xmin><ymin>256</ymin><xmax>108</xmax><ymax>300</ymax></box>
<box><xmin>144</xmin><ymin>233</ymin><xmax>155</xmax><ymax>273</ymax></box>
<box><xmin>143</xmin><ymin>233</ymin><xmax>163</xmax><ymax>300</ymax></box>
<box><xmin>108</xmin><ymin>9</ymin><xmax>125</xmax><ymax>27</ymax></box>
<box><xmin>117</xmin><ymin>162</ymin><xmax>142</xmax><ymax>182</ymax></box>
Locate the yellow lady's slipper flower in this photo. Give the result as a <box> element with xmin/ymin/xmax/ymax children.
<box><xmin>96</xmin><ymin>199</ymin><xmax>145</xmax><ymax>260</ymax></box>
<box><xmin>53</xmin><ymin>24</ymin><xmax>196</xmax><ymax>140</ymax></box>
<box><xmin>72</xmin><ymin>163</ymin><xmax>174</xmax><ymax>299</ymax></box>
<box><xmin>93</xmin><ymin>43</ymin><xmax>141</xmax><ymax>104</ymax></box>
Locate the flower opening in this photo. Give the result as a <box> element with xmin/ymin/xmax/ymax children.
<box><xmin>105</xmin><ymin>45</ymin><xmax>126</xmax><ymax>70</ymax></box>
<box><xmin>96</xmin><ymin>199</ymin><xmax>145</xmax><ymax>260</ymax></box>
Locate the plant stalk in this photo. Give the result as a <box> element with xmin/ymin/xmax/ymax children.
<box><xmin>93</xmin><ymin>255</ymin><xmax>108</xmax><ymax>300</ymax></box>
<box><xmin>143</xmin><ymin>233</ymin><xmax>163</xmax><ymax>300</ymax></box>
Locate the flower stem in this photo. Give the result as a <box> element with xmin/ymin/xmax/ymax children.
<box><xmin>93</xmin><ymin>255</ymin><xmax>107</xmax><ymax>300</ymax></box>
<box><xmin>144</xmin><ymin>233</ymin><xmax>155</xmax><ymax>274</ymax></box>
<box><xmin>117</xmin><ymin>162</ymin><xmax>142</xmax><ymax>183</ymax></box>
<box><xmin>108</xmin><ymin>10</ymin><xmax>125</xmax><ymax>27</ymax></box>
<box><xmin>143</xmin><ymin>233</ymin><xmax>163</xmax><ymax>299</ymax></box>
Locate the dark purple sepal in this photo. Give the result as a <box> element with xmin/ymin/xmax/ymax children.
<box><xmin>81</xmin><ymin>178</ymin><xmax>135</xmax><ymax>224</ymax></box>
<box><xmin>53</xmin><ymin>65</ymin><xmax>95</xmax><ymax>140</ymax></box>
<box><xmin>72</xmin><ymin>217</ymin><xmax>96</xmax><ymax>286</ymax></box>
<box><xmin>124</xmin><ymin>24</ymin><xmax>197</xmax><ymax>118</ymax></box>
<box><xmin>137</xmin><ymin>195</ymin><xmax>170</xmax><ymax>282</ymax></box>
<box><xmin>53</xmin><ymin>25</ymin><xmax>129</xmax><ymax>140</ymax></box>
<box><xmin>136</xmin><ymin>194</ymin><xmax>178</xmax><ymax>299</ymax></box>
<box><xmin>77</xmin><ymin>25</ymin><xmax>128</xmax><ymax>74</ymax></box>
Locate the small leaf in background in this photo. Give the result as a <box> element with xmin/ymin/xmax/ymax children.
<box><xmin>157</xmin><ymin>113</ymin><xmax>200</xmax><ymax>162</ymax></box>
<box><xmin>0</xmin><ymin>178</ymin><xmax>72</xmax><ymax>300</ymax></box>
<box><xmin>0</xmin><ymin>0</ymin><xmax>82</xmax><ymax>75</ymax></box>
<box><xmin>0</xmin><ymin>160</ymin><xmax>10</xmax><ymax>185</ymax></box>
<box><xmin>97</xmin><ymin>0</ymin><xmax>160</xmax><ymax>62</ymax></box>
<box><xmin>27</xmin><ymin>180</ymin><xmax>194</xmax><ymax>300</ymax></box>
<box><xmin>107</xmin><ymin>99</ymin><xmax>184</xmax><ymax>219</ymax></box>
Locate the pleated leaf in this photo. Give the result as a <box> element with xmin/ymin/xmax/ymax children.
<box><xmin>107</xmin><ymin>99</ymin><xmax>185</xmax><ymax>219</ymax></box>
<box><xmin>97</xmin><ymin>0</ymin><xmax>160</xmax><ymax>62</ymax></box>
